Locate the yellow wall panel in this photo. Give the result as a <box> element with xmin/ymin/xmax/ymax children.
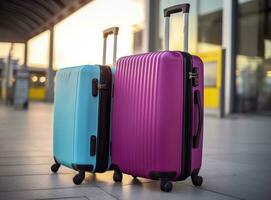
<box><xmin>204</xmin><ymin>88</ymin><xmax>219</xmax><ymax>108</ymax></box>
<box><xmin>197</xmin><ymin>50</ymin><xmax>223</xmax><ymax>109</ymax></box>
<box><xmin>29</xmin><ymin>87</ymin><xmax>46</xmax><ymax>101</ymax></box>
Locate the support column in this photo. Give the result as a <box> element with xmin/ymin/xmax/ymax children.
<box><xmin>46</xmin><ymin>27</ymin><xmax>55</xmax><ymax>102</ymax></box>
<box><xmin>6</xmin><ymin>43</ymin><xmax>14</xmax><ymax>89</ymax></box>
<box><xmin>24</xmin><ymin>42</ymin><xmax>28</xmax><ymax>68</ymax></box>
<box><xmin>147</xmin><ymin>0</ymin><xmax>160</xmax><ymax>51</ymax></box>
<box><xmin>222</xmin><ymin>0</ymin><xmax>237</xmax><ymax>115</ymax></box>
<box><xmin>144</xmin><ymin>0</ymin><xmax>151</xmax><ymax>52</ymax></box>
<box><xmin>1</xmin><ymin>44</ymin><xmax>14</xmax><ymax>102</ymax></box>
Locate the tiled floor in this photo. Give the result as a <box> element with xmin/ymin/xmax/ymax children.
<box><xmin>0</xmin><ymin>102</ymin><xmax>270</xmax><ymax>200</ymax></box>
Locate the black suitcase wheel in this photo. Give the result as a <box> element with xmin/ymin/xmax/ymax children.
<box><xmin>73</xmin><ymin>171</ymin><xmax>85</xmax><ymax>185</ymax></box>
<box><xmin>160</xmin><ymin>179</ymin><xmax>173</xmax><ymax>192</ymax></box>
<box><xmin>113</xmin><ymin>169</ymin><xmax>123</xmax><ymax>182</ymax></box>
<box><xmin>191</xmin><ymin>175</ymin><xmax>203</xmax><ymax>187</ymax></box>
<box><xmin>51</xmin><ymin>163</ymin><xmax>60</xmax><ymax>173</ymax></box>
<box><xmin>132</xmin><ymin>175</ymin><xmax>137</xmax><ymax>179</ymax></box>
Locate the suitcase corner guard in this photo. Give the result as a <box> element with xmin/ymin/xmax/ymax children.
<box><xmin>72</xmin><ymin>164</ymin><xmax>94</xmax><ymax>172</ymax></box>
<box><xmin>149</xmin><ymin>171</ymin><xmax>177</xmax><ymax>180</ymax></box>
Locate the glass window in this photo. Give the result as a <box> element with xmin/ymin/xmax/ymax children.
<box><xmin>157</xmin><ymin>0</ymin><xmax>198</xmax><ymax>52</ymax></box>
<box><xmin>156</xmin><ymin>0</ymin><xmax>223</xmax><ymax>53</ymax></box>
<box><xmin>236</xmin><ymin>0</ymin><xmax>271</xmax><ymax>114</ymax></box>
<box><xmin>155</xmin><ymin>0</ymin><xmax>223</xmax><ymax>111</ymax></box>
<box><xmin>204</xmin><ymin>61</ymin><xmax>217</xmax><ymax>87</ymax></box>
<box><xmin>54</xmin><ymin>0</ymin><xmax>145</xmax><ymax>69</ymax></box>
<box><xmin>0</xmin><ymin>42</ymin><xmax>25</xmax><ymax>65</ymax></box>
<box><xmin>197</xmin><ymin>0</ymin><xmax>223</xmax><ymax>53</ymax></box>
<box><xmin>28</xmin><ymin>31</ymin><xmax>50</xmax><ymax>68</ymax></box>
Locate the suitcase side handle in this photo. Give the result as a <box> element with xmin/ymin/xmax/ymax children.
<box><xmin>193</xmin><ymin>90</ymin><xmax>203</xmax><ymax>148</ymax></box>
<box><xmin>163</xmin><ymin>4</ymin><xmax>190</xmax><ymax>51</ymax></box>
<box><xmin>102</xmin><ymin>27</ymin><xmax>119</xmax><ymax>66</ymax></box>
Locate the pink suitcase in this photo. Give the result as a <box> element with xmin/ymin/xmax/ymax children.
<box><xmin>111</xmin><ymin>4</ymin><xmax>204</xmax><ymax>192</ymax></box>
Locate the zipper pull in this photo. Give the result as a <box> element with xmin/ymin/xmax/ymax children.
<box><xmin>92</xmin><ymin>79</ymin><xmax>107</xmax><ymax>97</ymax></box>
<box><xmin>98</xmin><ymin>83</ymin><xmax>107</xmax><ymax>90</ymax></box>
<box><xmin>189</xmin><ymin>68</ymin><xmax>199</xmax><ymax>87</ymax></box>
<box><xmin>189</xmin><ymin>72</ymin><xmax>198</xmax><ymax>79</ymax></box>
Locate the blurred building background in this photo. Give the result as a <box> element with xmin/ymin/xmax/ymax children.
<box><xmin>0</xmin><ymin>0</ymin><xmax>270</xmax><ymax>116</ymax></box>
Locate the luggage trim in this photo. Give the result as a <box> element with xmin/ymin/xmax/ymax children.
<box><xmin>95</xmin><ymin>65</ymin><xmax>112</xmax><ymax>172</ymax></box>
<box><xmin>72</xmin><ymin>164</ymin><xmax>93</xmax><ymax>172</ymax></box>
<box><xmin>149</xmin><ymin>171</ymin><xmax>177</xmax><ymax>180</ymax></box>
<box><xmin>178</xmin><ymin>52</ymin><xmax>192</xmax><ymax>181</ymax></box>
<box><xmin>72</xmin><ymin>70</ymin><xmax>80</xmax><ymax>165</ymax></box>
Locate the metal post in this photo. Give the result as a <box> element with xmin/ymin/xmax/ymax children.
<box><xmin>102</xmin><ymin>37</ymin><xmax>107</xmax><ymax>65</ymax></box>
<box><xmin>165</xmin><ymin>17</ymin><xmax>170</xmax><ymax>50</ymax></box>
<box><xmin>113</xmin><ymin>34</ymin><xmax>117</xmax><ymax>66</ymax></box>
<box><xmin>2</xmin><ymin>43</ymin><xmax>14</xmax><ymax>103</ymax></box>
<box><xmin>219</xmin><ymin>49</ymin><xmax>226</xmax><ymax>118</ymax></box>
<box><xmin>222</xmin><ymin>0</ymin><xmax>236</xmax><ymax>115</ymax></box>
<box><xmin>183</xmin><ymin>13</ymin><xmax>189</xmax><ymax>52</ymax></box>
<box><xmin>46</xmin><ymin>27</ymin><xmax>54</xmax><ymax>102</ymax></box>
<box><xmin>147</xmin><ymin>0</ymin><xmax>160</xmax><ymax>51</ymax></box>
<box><xmin>102</xmin><ymin>30</ymin><xmax>118</xmax><ymax>66</ymax></box>
<box><xmin>7</xmin><ymin>43</ymin><xmax>14</xmax><ymax>89</ymax></box>
<box><xmin>164</xmin><ymin>10</ymin><xmax>189</xmax><ymax>52</ymax></box>
<box><xmin>24</xmin><ymin>42</ymin><xmax>28</xmax><ymax>68</ymax></box>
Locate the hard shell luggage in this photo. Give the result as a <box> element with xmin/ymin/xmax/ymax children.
<box><xmin>51</xmin><ymin>27</ymin><xmax>119</xmax><ymax>185</ymax></box>
<box><xmin>111</xmin><ymin>4</ymin><xmax>204</xmax><ymax>192</ymax></box>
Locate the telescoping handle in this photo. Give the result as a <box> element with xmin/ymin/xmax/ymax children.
<box><xmin>163</xmin><ymin>4</ymin><xmax>190</xmax><ymax>51</ymax></box>
<box><xmin>102</xmin><ymin>27</ymin><xmax>119</xmax><ymax>66</ymax></box>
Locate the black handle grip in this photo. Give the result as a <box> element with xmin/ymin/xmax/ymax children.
<box><xmin>92</xmin><ymin>78</ymin><xmax>98</xmax><ymax>97</ymax></box>
<box><xmin>164</xmin><ymin>3</ymin><xmax>190</xmax><ymax>17</ymax></box>
<box><xmin>90</xmin><ymin>135</ymin><xmax>96</xmax><ymax>156</ymax></box>
<box><xmin>103</xmin><ymin>27</ymin><xmax>119</xmax><ymax>38</ymax></box>
<box><xmin>193</xmin><ymin>90</ymin><xmax>203</xmax><ymax>148</ymax></box>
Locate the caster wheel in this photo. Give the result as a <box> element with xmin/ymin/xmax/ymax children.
<box><xmin>51</xmin><ymin>163</ymin><xmax>60</xmax><ymax>173</ymax></box>
<box><xmin>113</xmin><ymin>170</ymin><xmax>123</xmax><ymax>182</ymax></box>
<box><xmin>73</xmin><ymin>172</ymin><xmax>85</xmax><ymax>185</ymax></box>
<box><xmin>160</xmin><ymin>179</ymin><xmax>173</xmax><ymax>192</ymax></box>
<box><xmin>191</xmin><ymin>175</ymin><xmax>203</xmax><ymax>187</ymax></box>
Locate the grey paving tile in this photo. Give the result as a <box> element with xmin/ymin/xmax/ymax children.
<box><xmin>0</xmin><ymin>143</ymin><xmax>40</xmax><ymax>152</ymax></box>
<box><xmin>1</xmin><ymin>102</ymin><xmax>271</xmax><ymax>200</ymax></box>
<box><xmin>0</xmin><ymin>187</ymin><xmax>116</xmax><ymax>200</ymax></box>
<box><xmin>95</xmin><ymin>179</ymin><xmax>239</xmax><ymax>200</ymax></box>
<box><xmin>0</xmin><ymin>164</ymin><xmax>73</xmax><ymax>176</ymax></box>
<box><xmin>88</xmin><ymin>171</ymin><xmax>152</xmax><ymax>186</ymax></box>
<box><xmin>187</xmin><ymin>174</ymin><xmax>271</xmax><ymax>200</ymax></box>
<box><xmin>200</xmin><ymin>158</ymin><xmax>270</xmax><ymax>178</ymax></box>
<box><xmin>0</xmin><ymin>151</ymin><xmax>51</xmax><ymax>157</ymax></box>
<box><xmin>0</xmin><ymin>173</ymin><xmax>94</xmax><ymax>192</ymax></box>
<box><xmin>0</xmin><ymin>156</ymin><xmax>52</xmax><ymax>166</ymax></box>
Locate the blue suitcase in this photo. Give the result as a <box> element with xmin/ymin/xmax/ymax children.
<box><xmin>51</xmin><ymin>27</ymin><xmax>119</xmax><ymax>185</ymax></box>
